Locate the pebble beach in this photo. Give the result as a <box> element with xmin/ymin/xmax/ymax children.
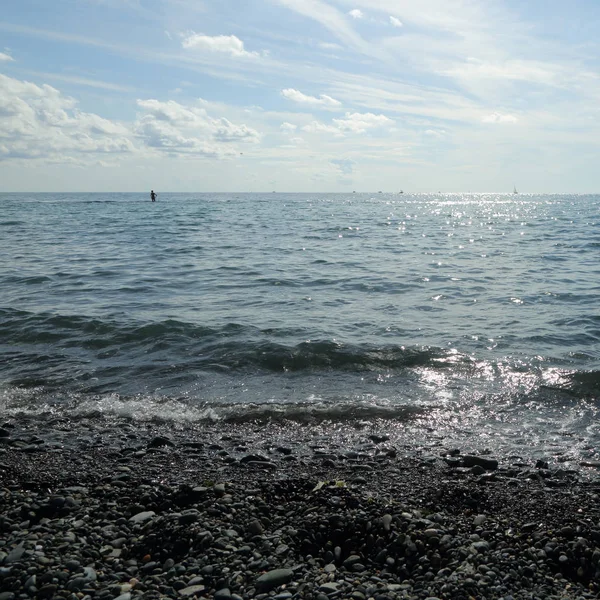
<box><xmin>2</xmin><ymin>417</ymin><xmax>600</xmax><ymax>600</ymax></box>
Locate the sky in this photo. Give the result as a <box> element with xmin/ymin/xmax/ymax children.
<box><xmin>1</xmin><ymin>0</ymin><xmax>600</xmax><ymax>192</ymax></box>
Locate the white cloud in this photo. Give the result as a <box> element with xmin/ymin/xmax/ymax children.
<box><xmin>0</xmin><ymin>52</ymin><xmax>14</xmax><ymax>62</ymax></box>
<box><xmin>389</xmin><ymin>16</ymin><xmax>403</xmax><ymax>28</ymax></box>
<box><xmin>482</xmin><ymin>112</ymin><xmax>518</xmax><ymax>124</ymax></box>
<box><xmin>281</xmin><ymin>88</ymin><xmax>341</xmax><ymax>107</ymax></box>
<box><xmin>0</xmin><ymin>73</ymin><xmax>134</xmax><ymax>164</ymax></box>
<box><xmin>181</xmin><ymin>33</ymin><xmax>260</xmax><ymax>59</ymax></box>
<box><xmin>280</xmin><ymin>122</ymin><xmax>297</xmax><ymax>132</ymax></box>
<box><xmin>349</xmin><ymin>9</ymin><xmax>364</xmax><ymax>19</ymax></box>
<box><xmin>301</xmin><ymin>111</ymin><xmax>394</xmax><ymax>136</ymax></box>
<box><xmin>135</xmin><ymin>98</ymin><xmax>260</xmax><ymax>157</ymax></box>
<box><xmin>333</xmin><ymin>112</ymin><xmax>394</xmax><ymax>133</ymax></box>
<box><xmin>302</xmin><ymin>121</ymin><xmax>341</xmax><ymax>135</ymax></box>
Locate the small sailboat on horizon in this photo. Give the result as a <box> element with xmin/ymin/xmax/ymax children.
<box><xmin>513</xmin><ymin>184</ymin><xmax>518</xmax><ymax>194</ymax></box>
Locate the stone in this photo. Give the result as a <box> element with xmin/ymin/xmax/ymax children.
<box><xmin>369</xmin><ymin>434</ymin><xmax>389</xmax><ymax>444</ymax></box>
<box><xmin>37</xmin><ymin>585</ymin><xmax>57</xmax><ymax>600</ymax></box>
<box><xmin>5</xmin><ymin>543</ymin><xmax>25</xmax><ymax>564</ymax></box>
<box><xmin>148</xmin><ymin>436</ymin><xmax>174</xmax><ymax>448</ymax></box>
<box><xmin>255</xmin><ymin>568</ymin><xmax>294</xmax><ymax>592</ymax></box>
<box><xmin>247</xmin><ymin>519</ymin><xmax>264</xmax><ymax>535</ymax></box>
<box><xmin>462</xmin><ymin>455</ymin><xmax>498</xmax><ymax>470</ymax></box>
<box><xmin>178</xmin><ymin>585</ymin><xmax>206</xmax><ymax>597</ymax></box>
<box><xmin>471</xmin><ymin>541</ymin><xmax>490</xmax><ymax>553</ymax></box>
<box><xmin>129</xmin><ymin>511</ymin><xmax>156</xmax><ymax>524</ymax></box>
<box><xmin>343</xmin><ymin>554</ymin><xmax>362</xmax><ymax>568</ymax></box>
<box><xmin>179</xmin><ymin>510</ymin><xmax>200</xmax><ymax>525</ymax></box>
<box><xmin>382</xmin><ymin>514</ymin><xmax>392</xmax><ymax>532</ymax></box>
<box><xmin>240</xmin><ymin>454</ymin><xmax>269</xmax><ymax>463</ymax></box>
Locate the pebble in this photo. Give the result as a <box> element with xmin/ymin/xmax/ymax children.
<box><xmin>1</xmin><ymin>421</ymin><xmax>599</xmax><ymax>600</ymax></box>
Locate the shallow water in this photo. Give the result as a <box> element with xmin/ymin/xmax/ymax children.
<box><xmin>1</xmin><ymin>192</ymin><xmax>599</xmax><ymax>461</ymax></box>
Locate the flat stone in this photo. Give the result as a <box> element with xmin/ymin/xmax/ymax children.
<box><xmin>256</xmin><ymin>568</ymin><xmax>294</xmax><ymax>592</ymax></box>
<box><xmin>37</xmin><ymin>585</ymin><xmax>57</xmax><ymax>599</ymax></box>
<box><xmin>462</xmin><ymin>455</ymin><xmax>498</xmax><ymax>470</ymax></box>
<box><xmin>129</xmin><ymin>511</ymin><xmax>156</xmax><ymax>524</ymax></box>
<box><xmin>245</xmin><ymin>461</ymin><xmax>277</xmax><ymax>470</ymax></box>
<box><xmin>240</xmin><ymin>454</ymin><xmax>270</xmax><ymax>463</ymax></box>
<box><xmin>369</xmin><ymin>434</ymin><xmax>389</xmax><ymax>444</ymax></box>
<box><xmin>5</xmin><ymin>543</ymin><xmax>25</xmax><ymax>564</ymax></box>
<box><xmin>178</xmin><ymin>585</ymin><xmax>206</xmax><ymax>597</ymax></box>
<box><xmin>148</xmin><ymin>436</ymin><xmax>174</xmax><ymax>448</ymax></box>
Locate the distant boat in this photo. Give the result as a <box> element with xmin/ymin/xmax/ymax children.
<box><xmin>399</xmin><ymin>190</ymin><xmax>404</xmax><ymax>194</ymax></box>
<box><xmin>513</xmin><ymin>184</ymin><xmax>518</xmax><ymax>194</ymax></box>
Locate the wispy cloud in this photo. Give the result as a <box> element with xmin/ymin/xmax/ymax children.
<box><xmin>21</xmin><ymin>70</ymin><xmax>136</xmax><ymax>92</ymax></box>
<box><xmin>0</xmin><ymin>51</ymin><xmax>14</xmax><ymax>62</ymax></box>
<box><xmin>281</xmin><ymin>88</ymin><xmax>341</xmax><ymax>107</ymax></box>
<box><xmin>389</xmin><ymin>16</ymin><xmax>403</xmax><ymax>28</ymax></box>
<box><xmin>331</xmin><ymin>157</ymin><xmax>355</xmax><ymax>174</ymax></box>
<box><xmin>349</xmin><ymin>9</ymin><xmax>364</xmax><ymax>19</ymax></box>
<box><xmin>272</xmin><ymin>0</ymin><xmax>378</xmax><ymax>57</ymax></box>
<box><xmin>482</xmin><ymin>112</ymin><xmax>518</xmax><ymax>124</ymax></box>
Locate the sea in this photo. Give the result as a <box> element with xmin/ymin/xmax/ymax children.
<box><xmin>1</xmin><ymin>192</ymin><xmax>599</xmax><ymax>462</ymax></box>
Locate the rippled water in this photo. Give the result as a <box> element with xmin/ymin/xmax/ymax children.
<box><xmin>1</xmin><ymin>192</ymin><xmax>599</xmax><ymax>460</ymax></box>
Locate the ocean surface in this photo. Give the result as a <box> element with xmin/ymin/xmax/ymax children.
<box><xmin>1</xmin><ymin>192</ymin><xmax>599</xmax><ymax>461</ymax></box>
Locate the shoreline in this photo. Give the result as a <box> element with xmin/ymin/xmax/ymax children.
<box><xmin>2</xmin><ymin>418</ymin><xmax>600</xmax><ymax>599</ymax></box>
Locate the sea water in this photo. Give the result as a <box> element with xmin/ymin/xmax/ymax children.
<box><xmin>1</xmin><ymin>192</ymin><xmax>599</xmax><ymax>460</ymax></box>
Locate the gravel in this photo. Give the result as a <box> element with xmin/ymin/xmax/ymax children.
<box><xmin>1</xmin><ymin>416</ymin><xmax>600</xmax><ymax>599</ymax></box>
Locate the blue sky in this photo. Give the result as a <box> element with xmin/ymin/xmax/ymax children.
<box><xmin>1</xmin><ymin>0</ymin><xmax>599</xmax><ymax>192</ymax></box>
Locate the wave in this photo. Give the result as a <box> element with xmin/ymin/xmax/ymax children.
<box><xmin>0</xmin><ymin>308</ymin><xmax>461</xmax><ymax>375</ymax></box>
<box><xmin>2</xmin><ymin>309</ymin><xmax>599</xmax><ymax>405</ymax></box>
<box><xmin>0</xmin><ymin>388</ymin><xmax>427</xmax><ymax>425</ymax></box>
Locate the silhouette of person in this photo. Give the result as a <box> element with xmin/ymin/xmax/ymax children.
<box><xmin>150</xmin><ymin>190</ymin><xmax>157</xmax><ymax>202</ymax></box>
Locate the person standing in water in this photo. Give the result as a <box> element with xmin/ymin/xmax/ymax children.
<box><xmin>150</xmin><ymin>190</ymin><xmax>157</xmax><ymax>202</ymax></box>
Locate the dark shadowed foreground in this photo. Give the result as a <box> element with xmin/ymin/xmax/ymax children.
<box><xmin>1</xmin><ymin>417</ymin><xmax>600</xmax><ymax>600</ymax></box>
